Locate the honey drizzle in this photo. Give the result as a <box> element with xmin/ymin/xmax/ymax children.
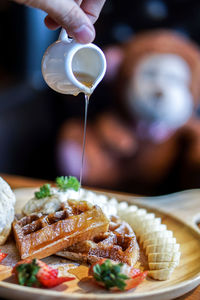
<box><xmin>80</xmin><ymin>94</ymin><xmax>89</xmax><ymax>188</ymax></box>
<box><xmin>74</xmin><ymin>73</ymin><xmax>94</xmax><ymax>188</ymax></box>
<box><xmin>73</xmin><ymin>72</ymin><xmax>94</xmax><ymax>89</ymax></box>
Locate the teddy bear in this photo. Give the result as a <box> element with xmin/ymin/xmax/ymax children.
<box><xmin>56</xmin><ymin>30</ymin><xmax>200</xmax><ymax>195</ymax></box>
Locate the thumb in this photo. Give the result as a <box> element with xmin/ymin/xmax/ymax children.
<box><xmin>15</xmin><ymin>0</ymin><xmax>95</xmax><ymax>43</ymax></box>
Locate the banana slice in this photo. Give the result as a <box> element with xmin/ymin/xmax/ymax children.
<box><xmin>127</xmin><ymin>205</ymin><xmax>138</xmax><ymax>212</ymax></box>
<box><xmin>117</xmin><ymin>206</ymin><xmax>141</xmax><ymax>222</ymax></box>
<box><xmin>149</xmin><ymin>262</ymin><xmax>177</xmax><ymax>270</ymax></box>
<box><xmin>129</xmin><ymin>213</ymin><xmax>155</xmax><ymax>229</ymax></box>
<box><xmin>128</xmin><ymin>209</ymin><xmax>148</xmax><ymax>220</ymax></box>
<box><xmin>143</xmin><ymin>237</ymin><xmax>177</xmax><ymax>249</ymax></box>
<box><xmin>148</xmin><ymin>252</ymin><xmax>181</xmax><ymax>264</ymax></box>
<box><xmin>138</xmin><ymin>224</ymin><xmax>167</xmax><ymax>241</ymax></box>
<box><xmin>135</xmin><ymin>212</ymin><xmax>155</xmax><ymax>220</ymax></box>
<box><xmin>119</xmin><ymin>211</ymin><xmax>149</xmax><ymax>228</ymax></box>
<box><xmin>108</xmin><ymin>198</ymin><xmax>119</xmax><ymax>208</ymax></box>
<box><xmin>134</xmin><ymin>217</ymin><xmax>161</xmax><ymax>233</ymax></box>
<box><xmin>140</xmin><ymin>230</ymin><xmax>173</xmax><ymax>244</ymax></box>
<box><xmin>134</xmin><ymin>208</ymin><xmax>148</xmax><ymax>216</ymax></box>
<box><xmin>146</xmin><ymin>243</ymin><xmax>180</xmax><ymax>255</ymax></box>
<box><xmin>148</xmin><ymin>268</ymin><xmax>174</xmax><ymax>280</ymax></box>
<box><xmin>117</xmin><ymin>201</ymin><xmax>129</xmax><ymax>211</ymax></box>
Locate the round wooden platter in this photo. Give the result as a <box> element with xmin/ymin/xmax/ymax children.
<box><xmin>0</xmin><ymin>188</ymin><xmax>200</xmax><ymax>300</ymax></box>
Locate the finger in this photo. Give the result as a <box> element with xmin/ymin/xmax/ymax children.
<box><xmin>74</xmin><ymin>0</ymin><xmax>83</xmax><ymax>5</ymax></box>
<box><xmin>44</xmin><ymin>15</ymin><xmax>60</xmax><ymax>30</ymax></box>
<box><xmin>16</xmin><ymin>0</ymin><xmax>95</xmax><ymax>44</ymax></box>
<box><xmin>81</xmin><ymin>0</ymin><xmax>106</xmax><ymax>24</ymax></box>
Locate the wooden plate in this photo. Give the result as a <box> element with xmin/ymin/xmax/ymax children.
<box><xmin>0</xmin><ymin>188</ymin><xmax>200</xmax><ymax>300</ymax></box>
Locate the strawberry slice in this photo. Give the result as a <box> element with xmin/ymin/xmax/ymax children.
<box><xmin>36</xmin><ymin>261</ymin><xmax>74</xmax><ymax>288</ymax></box>
<box><xmin>13</xmin><ymin>259</ymin><xmax>75</xmax><ymax>288</ymax></box>
<box><xmin>125</xmin><ymin>270</ymin><xmax>148</xmax><ymax>290</ymax></box>
<box><xmin>89</xmin><ymin>259</ymin><xmax>147</xmax><ymax>291</ymax></box>
<box><xmin>0</xmin><ymin>250</ymin><xmax>7</xmax><ymax>263</ymax></box>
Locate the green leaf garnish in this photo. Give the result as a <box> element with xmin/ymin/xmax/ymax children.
<box><xmin>92</xmin><ymin>260</ymin><xmax>129</xmax><ymax>290</ymax></box>
<box><xmin>35</xmin><ymin>184</ymin><xmax>52</xmax><ymax>199</ymax></box>
<box><xmin>16</xmin><ymin>259</ymin><xmax>40</xmax><ymax>287</ymax></box>
<box><xmin>56</xmin><ymin>176</ymin><xmax>80</xmax><ymax>192</ymax></box>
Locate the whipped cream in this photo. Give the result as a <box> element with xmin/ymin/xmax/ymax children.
<box><xmin>22</xmin><ymin>188</ymin><xmax>118</xmax><ymax>218</ymax></box>
<box><xmin>0</xmin><ymin>177</ymin><xmax>16</xmax><ymax>234</ymax></box>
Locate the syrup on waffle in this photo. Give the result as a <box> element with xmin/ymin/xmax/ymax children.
<box><xmin>57</xmin><ymin>216</ymin><xmax>139</xmax><ymax>266</ymax></box>
<box><xmin>13</xmin><ymin>200</ymin><xmax>109</xmax><ymax>260</ymax></box>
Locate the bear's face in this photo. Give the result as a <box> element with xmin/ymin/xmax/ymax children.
<box><xmin>126</xmin><ymin>54</ymin><xmax>193</xmax><ymax>130</ymax></box>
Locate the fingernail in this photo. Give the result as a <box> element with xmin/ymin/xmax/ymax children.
<box><xmin>73</xmin><ymin>24</ymin><xmax>95</xmax><ymax>44</ymax></box>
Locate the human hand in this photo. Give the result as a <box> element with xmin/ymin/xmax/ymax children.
<box><xmin>14</xmin><ymin>0</ymin><xmax>106</xmax><ymax>43</ymax></box>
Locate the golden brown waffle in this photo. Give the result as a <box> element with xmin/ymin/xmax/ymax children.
<box><xmin>57</xmin><ymin>216</ymin><xmax>139</xmax><ymax>266</ymax></box>
<box><xmin>13</xmin><ymin>200</ymin><xmax>109</xmax><ymax>260</ymax></box>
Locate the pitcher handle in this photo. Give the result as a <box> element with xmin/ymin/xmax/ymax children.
<box><xmin>58</xmin><ymin>28</ymin><xmax>72</xmax><ymax>43</ymax></box>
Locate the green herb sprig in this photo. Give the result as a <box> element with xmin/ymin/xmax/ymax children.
<box><xmin>93</xmin><ymin>260</ymin><xmax>129</xmax><ymax>290</ymax></box>
<box><xmin>34</xmin><ymin>176</ymin><xmax>80</xmax><ymax>200</ymax></box>
<box><xmin>56</xmin><ymin>176</ymin><xmax>80</xmax><ymax>192</ymax></box>
<box><xmin>16</xmin><ymin>259</ymin><xmax>40</xmax><ymax>287</ymax></box>
<box><xmin>35</xmin><ymin>184</ymin><xmax>52</xmax><ymax>199</ymax></box>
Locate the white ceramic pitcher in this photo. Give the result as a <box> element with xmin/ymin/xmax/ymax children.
<box><xmin>41</xmin><ymin>28</ymin><xmax>106</xmax><ymax>95</ymax></box>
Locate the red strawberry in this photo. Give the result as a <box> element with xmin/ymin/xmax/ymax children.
<box><xmin>13</xmin><ymin>259</ymin><xmax>75</xmax><ymax>288</ymax></box>
<box><xmin>0</xmin><ymin>250</ymin><xmax>7</xmax><ymax>263</ymax></box>
<box><xmin>89</xmin><ymin>259</ymin><xmax>148</xmax><ymax>291</ymax></box>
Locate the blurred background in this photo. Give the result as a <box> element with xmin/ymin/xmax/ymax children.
<box><xmin>1</xmin><ymin>0</ymin><xmax>200</xmax><ymax>195</ymax></box>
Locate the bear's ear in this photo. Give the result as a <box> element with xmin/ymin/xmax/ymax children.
<box><xmin>104</xmin><ymin>46</ymin><xmax>124</xmax><ymax>82</ymax></box>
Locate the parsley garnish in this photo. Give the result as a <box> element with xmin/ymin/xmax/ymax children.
<box><xmin>34</xmin><ymin>176</ymin><xmax>80</xmax><ymax>199</ymax></box>
<box><xmin>93</xmin><ymin>260</ymin><xmax>129</xmax><ymax>290</ymax></box>
<box><xmin>35</xmin><ymin>184</ymin><xmax>52</xmax><ymax>199</ymax></box>
<box><xmin>16</xmin><ymin>259</ymin><xmax>40</xmax><ymax>287</ymax></box>
<box><xmin>56</xmin><ymin>176</ymin><xmax>80</xmax><ymax>192</ymax></box>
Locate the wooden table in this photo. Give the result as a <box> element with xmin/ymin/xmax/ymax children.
<box><xmin>1</xmin><ymin>173</ymin><xmax>200</xmax><ymax>300</ymax></box>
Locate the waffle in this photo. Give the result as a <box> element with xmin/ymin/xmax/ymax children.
<box><xmin>13</xmin><ymin>200</ymin><xmax>109</xmax><ymax>260</ymax></box>
<box><xmin>56</xmin><ymin>216</ymin><xmax>140</xmax><ymax>266</ymax></box>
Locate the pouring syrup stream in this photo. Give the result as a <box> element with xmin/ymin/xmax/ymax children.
<box><xmin>74</xmin><ymin>73</ymin><xmax>94</xmax><ymax>188</ymax></box>
<box><xmin>80</xmin><ymin>94</ymin><xmax>89</xmax><ymax>188</ymax></box>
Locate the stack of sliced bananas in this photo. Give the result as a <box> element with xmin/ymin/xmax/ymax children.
<box><xmin>76</xmin><ymin>190</ymin><xmax>180</xmax><ymax>280</ymax></box>
<box><xmin>107</xmin><ymin>200</ymin><xmax>180</xmax><ymax>280</ymax></box>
